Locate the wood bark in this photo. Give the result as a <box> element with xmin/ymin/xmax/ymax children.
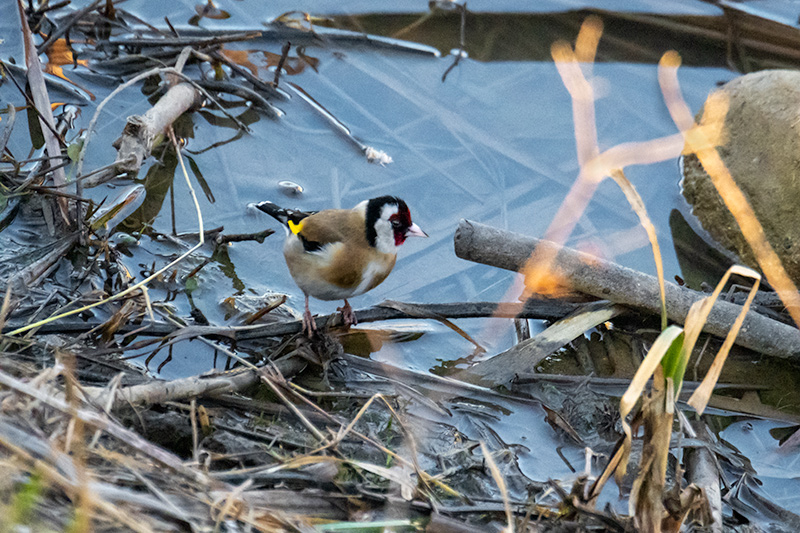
<box><xmin>454</xmin><ymin>219</ymin><xmax>800</xmax><ymax>360</ymax></box>
<box><xmin>108</xmin><ymin>83</ymin><xmax>202</xmax><ymax>181</ymax></box>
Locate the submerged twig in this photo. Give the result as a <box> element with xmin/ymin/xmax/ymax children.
<box><xmin>208</xmin><ymin>49</ymin><xmax>287</xmax><ymax>100</ymax></box>
<box><xmin>442</xmin><ymin>2</ymin><xmax>468</xmax><ymax>82</ymax></box>
<box><xmin>195</xmin><ymin>79</ymin><xmax>282</xmax><ymax>118</ymax></box>
<box><xmin>284</xmin><ymin>81</ymin><xmax>393</xmax><ymax>165</ymax></box>
<box><xmin>36</xmin><ymin>0</ymin><xmax>105</xmax><ymax>54</ymax></box>
<box><xmin>380</xmin><ymin>300</ymin><xmax>485</xmax><ymax>352</ymax></box>
<box><xmin>274</xmin><ymin>41</ymin><xmax>291</xmax><ymax>87</ymax></box>
<box><xmin>103</xmin><ymin>31</ymin><xmax>262</xmax><ymax>49</ymax></box>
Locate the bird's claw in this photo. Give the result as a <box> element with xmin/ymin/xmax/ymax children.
<box><xmin>302</xmin><ymin>306</ymin><xmax>318</xmax><ymax>336</ymax></box>
<box><xmin>337</xmin><ymin>300</ymin><xmax>357</xmax><ymax>327</ymax></box>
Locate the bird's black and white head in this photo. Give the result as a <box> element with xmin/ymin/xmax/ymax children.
<box><xmin>360</xmin><ymin>196</ymin><xmax>427</xmax><ymax>253</ymax></box>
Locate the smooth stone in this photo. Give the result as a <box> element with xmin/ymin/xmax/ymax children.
<box><xmin>682</xmin><ymin>69</ymin><xmax>800</xmax><ymax>284</ymax></box>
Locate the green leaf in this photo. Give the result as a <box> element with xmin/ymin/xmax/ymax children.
<box><xmin>185</xmin><ymin>276</ymin><xmax>198</xmax><ymax>294</ymax></box>
<box><xmin>67</xmin><ymin>140</ymin><xmax>84</xmax><ymax>162</ymax></box>
<box><xmin>660</xmin><ymin>330</ymin><xmax>687</xmax><ymax>395</ymax></box>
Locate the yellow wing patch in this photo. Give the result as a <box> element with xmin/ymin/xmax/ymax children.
<box><xmin>288</xmin><ymin>219</ymin><xmax>304</xmax><ymax>235</ymax></box>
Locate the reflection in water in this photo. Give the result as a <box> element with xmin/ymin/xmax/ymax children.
<box><xmin>320</xmin><ymin>8</ymin><xmax>800</xmax><ymax>71</ymax></box>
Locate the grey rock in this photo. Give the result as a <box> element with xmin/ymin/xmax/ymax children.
<box><xmin>682</xmin><ymin>69</ymin><xmax>800</xmax><ymax>283</ymax></box>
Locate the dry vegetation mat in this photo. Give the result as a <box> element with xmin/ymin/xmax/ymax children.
<box><xmin>3</xmin><ymin>2</ymin><xmax>800</xmax><ymax>532</ymax></box>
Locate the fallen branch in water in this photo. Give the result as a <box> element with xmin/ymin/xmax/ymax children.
<box><xmin>111</xmin><ymin>81</ymin><xmax>202</xmax><ymax>176</ymax></box>
<box><xmin>454</xmin><ymin>219</ymin><xmax>800</xmax><ymax>361</ymax></box>
<box><xmin>83</xmin><ymin>356</ymin><xmax>307</xmax><ymax>410</ymax></box>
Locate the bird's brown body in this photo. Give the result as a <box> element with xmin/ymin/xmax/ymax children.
<box><xmin>256</xmin><ymin>196</ymin><xmax>425</xmax><ymax>334</ymax></box>
<box><xmin>282</xmin><ymin>208</ymin><xmax>397</xmax><ymax>300</ymax></box>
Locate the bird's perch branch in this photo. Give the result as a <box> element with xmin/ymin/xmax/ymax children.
<box><xmin>4</xmin><ymin>300</ymin><xmax>580</xmax><ymax>339</ymax></box>
<box><xmin>454</xmin><ymin>219</ymin><xmax>800</xmax><ymax>360</ymax></box>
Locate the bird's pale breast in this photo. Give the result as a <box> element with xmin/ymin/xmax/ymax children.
<box><xmin>283</xmin><ymin>236</ymin><xmax>396</xmax><ymax>300</ymax></box>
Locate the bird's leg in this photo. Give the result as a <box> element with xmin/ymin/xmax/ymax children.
<box><xmin>337</xmin><ymin>299</ymin><xmax>357</xmax><ymax>327</ymax></box>
<box><xmin>302</xmin><ymin>294</ymin><xmax>317</xmax><ymax>336</ymax></box>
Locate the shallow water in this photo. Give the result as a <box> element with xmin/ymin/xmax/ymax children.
<box><xmin>64</xmin><ymin>7</ymin><xmax>739</xmax><ymax>377</ymax></box>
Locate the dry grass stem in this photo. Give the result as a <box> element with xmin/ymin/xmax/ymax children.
<box><xmin>686</xmin><ymin>265</ymin><xmax>761</xmax><ymax>413</ymax></box>
<box><xmin>211</xmin><ymin>479</ymin><xmax>252</xmax><ymax>531</ymax></box>
<box><xmin>0</xmin><ymin>367</ymin><xmax>211</xmax><ymax>485</ymax></box>
<box><xmin>0</xmin><ymin>429</ymin><xmax>153</xmax><ymax>532</ymax></box>
<box><xmin>552</xmin><ymin>42</ymin><xmax>598</xmax><ymax>166</ymax></box>
<box><xmin>574</xmin><ymin>16</ymin><xmax>603</xmax><ymax>65</ymax></box>
<box><xmin>258</xmin><ymin>366</ymin><xmax>326</xmax><ymax>442</ymax></box>
<box><xmin>609</xmin><ymin>169</ymin><xmax>668</xmax><ymax>330</ymax></box>
<box><xmin>523</xmin><ymin>23</ymin><xmax>670</xmax><ymax>332</ymax></box>
<box><xmin>480</xmin><ymin>441</ymin><xmax>515</xmax><ymax>533</ymax></box>
<box><xmin>286</xmin><ymin>389</ymin><xmax>459</xmax><ymax>499</ymax></box>
<box><xmin>616</xmin><ymin>325</ymin><xmax>683</xmax><ymax>483</ymax></box>
<box><xmin>630</xmin><ymin>383</ymin><xmax>674</xmax><ymax>532</ymax></box>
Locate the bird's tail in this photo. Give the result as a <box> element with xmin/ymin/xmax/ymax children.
<box><xmin>255</xmin><ymin>201</ymin><xmax>312</xmax><ymax>229</ymax></box>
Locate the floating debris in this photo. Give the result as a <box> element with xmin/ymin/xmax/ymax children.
<box><xmin>277</xmin><ymin>180</ymin><xmax>304</xmax><ymax>196</ymax></box>
<box><xmin>364</xmin><ymin>146</ymin><xmax>393</xmax><ymax>166</ymax></box>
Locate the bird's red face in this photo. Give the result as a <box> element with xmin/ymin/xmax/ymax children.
<box><xmin>389</xmin><ymin>204</ymin><xmax>413</xmax><ymax>246</ymax></box>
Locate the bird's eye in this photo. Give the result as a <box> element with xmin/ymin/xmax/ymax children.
<box><xmin>391</xmin><ymin>220</ymin><xmax>401</xmax><ymax>228</ymax></box>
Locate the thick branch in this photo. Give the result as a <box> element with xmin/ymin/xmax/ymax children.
<box><xmin>83</xmin><ymin>357</ymin><xmax>306</xmax><ymax>410</ymax></box>
<box><xmin>454</xmin><ymin>219</ymin><xmax>800</xmax><ymax>360</ymax></box>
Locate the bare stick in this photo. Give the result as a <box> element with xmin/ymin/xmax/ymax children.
<box><xmin>112</xmin><ymin>83</ymin><xmax>202</xmax><ymax>174</ymax></box>
<box><xmin>454</xmin><ymin>219</ymin><xmax>800</xmax><ymax>360</ymax></box>
<box><xmin>83</xmin><ymin>356</ymin><xmax>306</xmax><ymax>411</ymax></box>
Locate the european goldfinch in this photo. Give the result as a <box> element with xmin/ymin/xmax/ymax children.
<box><xmin>256</xmin><ymin>196</ymin><xmax>427</xmax><ymax>334</ymax></box>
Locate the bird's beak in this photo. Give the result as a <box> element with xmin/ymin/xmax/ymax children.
<box><xmin>406</xmin><ymin>222</ymin><xmax>428</xmax><ymax>238</ymax></box>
